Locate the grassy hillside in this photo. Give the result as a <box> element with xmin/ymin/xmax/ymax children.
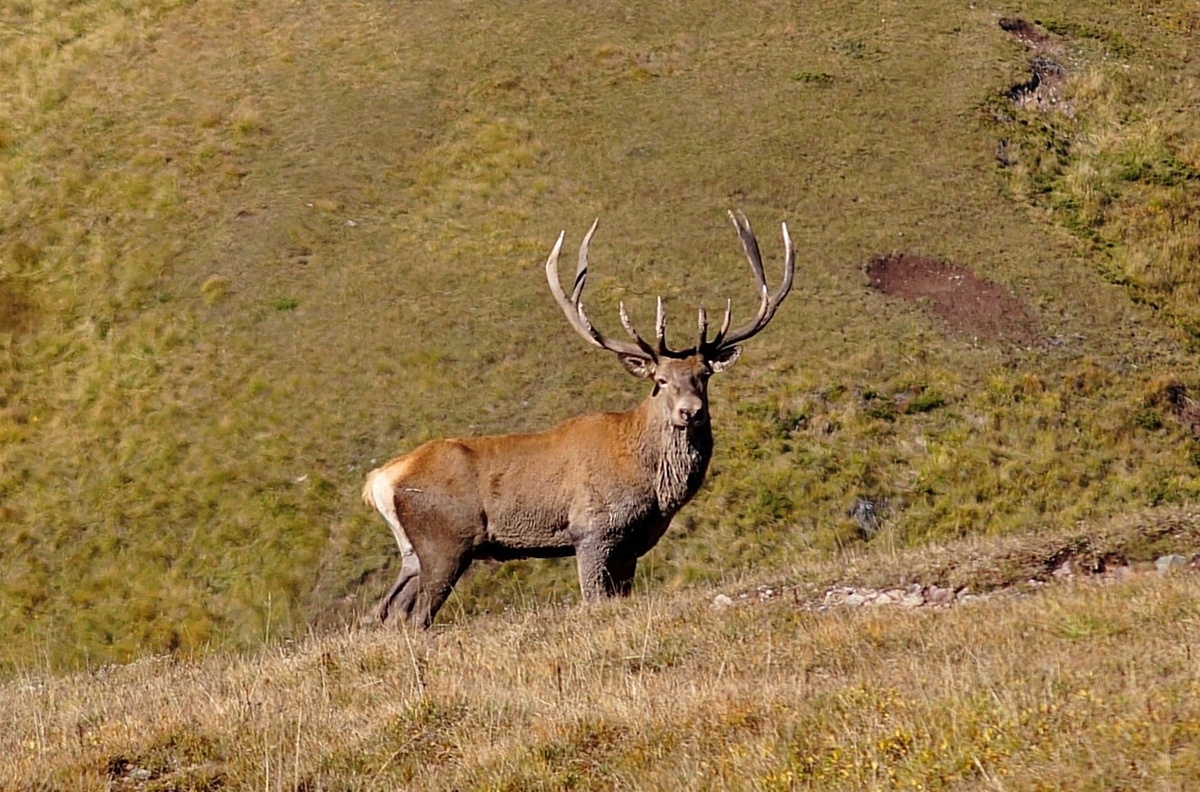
<box><xmin>4</xmin><ymin>515</ymin><xmax>1200</xmax><ymax>789</ymax></box>
<box><xmin>1</xmin><ymin>0</ymin><xmax>1199</xmax><ymax>674</ymax></box>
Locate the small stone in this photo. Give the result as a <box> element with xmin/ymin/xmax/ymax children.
<box><xmin>843</xmin><ymin>592</ymin><xmax>869</xmax><ymax>607</ymax></box>
<box><xmin>1052</xmin><ymin>559</ymin><xmax>1074</xmax><ymax>578</ymax></box>
<box><xmin>926</xmin><ymin>585</ymin><xmax>954</xmax><ymax>606</ymax></box>
<box><xmin>1155</xmin><ymin>554</ymin><xmax>1188</xmax><ymax>575</ymax></box>
<box><xmin>711</xmin><ymin>594</ymin><xmax>734</xmax><ymax>609</ymax></box>
<box><xmin>1108</xmin><ymin>565</ymin><xmax>1136</xmax><ymax>581</ymax></box>
<box><xmin>873</xmin><ymin>590</ymin><xmax>900</xmax><ymax>606</ymax></box>
<box><xmin>899</xmin><ymin>592</ymin><xmax>925</xmax><ymax>608</ymax></box>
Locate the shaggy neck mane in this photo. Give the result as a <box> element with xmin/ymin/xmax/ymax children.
<box><xmin>638</xmin><ymin>402</ymin><xmax>713</xmax><ymax>515</ymax></box>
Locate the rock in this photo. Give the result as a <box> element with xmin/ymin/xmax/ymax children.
<box><xmin>1155</xmin><ymin>554</ymin><xmax>1188</xmax><ymax>575</ymax></box>
<box><xmin>1107</xmin><ymin>565</ymin><xmax>1136</xmax><ymax>581</ymax></box>
<box><xmin>711</xmin><ymin>594</ymin><xmax>734</xmax><ymax>609</ymax></box>
<box><xmin>872</xmin><ymin>590</ymin><xmax>900</xmax><ymax>606</ymax></box>
<box><xmin>1052</xmin><ymin>559</ymin><xmax>1074</xmax><ymax>578</ymax></box>
<box><xmin>899</xmin><ymin>592</ymin><xmax>925</xmax><ymax>608</ymax></box>
<box><xmin>843</xmin><ymin>592</ymin><xmax>869</xmax><ymax>607</ymax></box>
<box><xmin>925</xmin><ymin>585</ymin><xmax>955</xmax><ymax>606</ymax></box>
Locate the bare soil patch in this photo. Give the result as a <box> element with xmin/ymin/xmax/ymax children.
<box><xmin>999</xmin><ymin>17</ymin><xmax>1062</xmax><ymax>54</ymax></box>
<box><xmin>999</xmin><ymin>18</ymin><xmax>1072</xmax><ymax>115</ymax></box>
<box><xmin>865</xmin><ymin>252</ymin><xmax>1040</xmax><ymax>345</ymax></box>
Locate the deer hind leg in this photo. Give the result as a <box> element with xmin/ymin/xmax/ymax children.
<box><xmin>368</xmin><ymin>475</ymin><xmax>422</xmax><ymax>624</ymax></box>
<box><xmin>377</xmin><ymin>553</ymin><xmax>421</xmax><ymax>624</ymax></box>
<box><xmin>409</xmin><ymin>544</ymin><xmax>472</xmax><ymax>629</ymax></box>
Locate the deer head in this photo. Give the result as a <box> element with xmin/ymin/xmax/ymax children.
<box><xmin>546</xmin><ymin>210</ymin><xmax>795</xmax><ymax>429</ymax></box>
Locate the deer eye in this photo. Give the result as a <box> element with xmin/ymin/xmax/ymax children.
<box><xmin>655</xmin><ymin>376</ymin><xmax>669</xmax><ymax>387</ymax></box>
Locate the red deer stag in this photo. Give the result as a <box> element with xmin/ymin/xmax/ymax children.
<box><xmin>363</xmin><ymin>211</ymin><xmax>794</xmax><ymax>628</ymax></box>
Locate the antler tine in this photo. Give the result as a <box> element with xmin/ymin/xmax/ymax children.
<box><xmin>758</xmin><ymin>221</ymin><xmax>795</xmax><ymax>327</ymax></box>
<box><xmin>619</xmin><ymin>301</ymin><xmax>658</xmax><ymax>358</ymax></box>
<box><xmin>655</xmin><ymin>296</ymin><xmax>668</xmax><ymax>356</ymax></box>
<box><xmin>572</xmin><ymin>218</ymin><xmax>600</xmax><ymax>303</ymax></box>
<box><xmin>697</xmin><ymin>305</ymin><xmax>708</xmax><ymax>348</ymax></box>
<box><xmin>729</xmin><ymin>209</ymin><xmax>767</xmax><ymax>289</ymax></box>
<box><xmin>713</xmin><ymin>298</ymin><xmax>732</xmax><ymax>346</ymax></box>
<box><xmin>545</xmin><ymin>222</ymin><xmax>654</xmax><ymax>359</ymax></box>
<box><xmin>707</xmin><ymin>214</ymin><xmax>796</xmax><ymax>351</ymax></box>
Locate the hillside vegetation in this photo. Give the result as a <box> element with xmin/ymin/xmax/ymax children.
<box><xmin>2</xmin><ymin>0</ymin><xmax>1199</xmax><ymax>682</ymax></box>
<box><xmin>5</xmin><ymin>516</ymin><xmax>1200</xmax><ymax>789</ymax></box>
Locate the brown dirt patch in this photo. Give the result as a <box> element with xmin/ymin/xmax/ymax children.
<box><xmin>998</xmin><ymin>19</ymin><xmax>1072</xmax><ymax>116</ymax></box>
<box><xmin>865</xmin><ymin>253</ymin><xmax>1040</xmax><ymax>346</ymax></box>
<box><xmin>1145</xmin><ymin>379</ymin><xmax>1200</xmax><ymax>435</ymax></box>
<box><xmin>1008</xmin><ymin>55</ymin><xmax>1071</xmax><ymax>115</ymax></box>
<box><xmin>999</xmin><ymin>17</ymin><xmax>1061</xmax><ymax>54</ymax></box>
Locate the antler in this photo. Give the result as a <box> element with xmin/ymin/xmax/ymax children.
<box><xmin>547</xmin><ymin>211</ymin><xmax>794</xmax><ymax>361</ymax></box>
<box><xmin>546</xmin><ymin>219</ymin><xmax>660</xmax><ymax>360</ymax></box>
<box><xmin>703</xmin><ymin>210</ymin><xmax>795</xmax><ymax>352</ymax></box>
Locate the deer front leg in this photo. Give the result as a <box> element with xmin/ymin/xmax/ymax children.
<box><xmin>606</xmin><ymin>554</ymin><xmax>637</xmax><ymax>597</ymax></box>
<box><xmin>575</xmin><ymin>542</ymin><xmax>636</xmax><ymax>601</ymax></box>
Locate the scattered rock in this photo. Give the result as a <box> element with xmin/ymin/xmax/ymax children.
<box><xmin>756</xmin><ymin>586</ymin><xmax>779</xmax><ymax>601</ymax></box>
<box><xmin>715</xmin><ymin>541</ymin><xmax>1197</xmax><ymax>618</ymax></box>
<box><xmin>1155</xmin><ymin>554</ymin><xmax>1189</xmax><ymax>575</ymax></box>
<box><xmin>843</xmin><ymin>592</ymin><xmax>869</xmax><ymax>607</ymax></box>
<box><xmin>873</xmin><ymin>590</ymin><xmax>900</xmax><ymax>606</ymax></box>
<box><xmin>711</xmin><ymin>593</ymin><xmax>734</xmax><ymax>609</ymax></box>
<box><xmin>925</xmin><ymin>585</ymin><xmax>956</xmax><ymax>606</ymax></box>
<box><xmin>1052</xmin><ymin>559</ymin><xmax>1075</xmax><ymax>579</ymax></box>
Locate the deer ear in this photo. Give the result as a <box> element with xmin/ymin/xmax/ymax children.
<box><xmin>618</xmin><ymin>354</ymin><xmax>656</xmax><ymax>379</ymax></box>
<box><xmin>709</xmin><ymin>345</ymin><xmax>742</xmax><ymax>373</ymax></box>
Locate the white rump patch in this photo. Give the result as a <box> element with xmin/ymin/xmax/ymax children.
<box><xmin>369</xmin><ymin>470</ymin><xmax>416</xmax><ymax>558</ymax></box>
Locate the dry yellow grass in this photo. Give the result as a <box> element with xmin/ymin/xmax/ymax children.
<box><xmin>4</xmin><ymin>543</ymin><xmax>1198</xmax><ymax>790</ymax></box>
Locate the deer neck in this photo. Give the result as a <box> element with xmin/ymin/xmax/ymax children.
<box><xmin>634</xmin><ymin>397</ymin><xmax>714</xmax><ymax>515</ymax></box>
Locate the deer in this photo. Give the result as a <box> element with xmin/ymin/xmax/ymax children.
<box><xmin>362</xmin><ymin>211</ymin><xmax>795</xmax><ymax>628</ymax></box>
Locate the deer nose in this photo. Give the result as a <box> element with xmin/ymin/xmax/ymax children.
<box><xmin>676</xmin><ymin>405</ymin><xmax>704</xmax><ymax>425</ymax></box>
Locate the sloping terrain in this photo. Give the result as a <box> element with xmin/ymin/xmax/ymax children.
<box><xmin>4</xmin><ymin>0</ymin><xmax>1200</xmax><ymax>787</ymax></box>
<box><xmin>2</xmin><ymin>0</ymin><xmax>1199</xmax><ymax>680</ymax></box>
<box><xmin>4</xmin><ymin>513</ymin><xmax>1200</xmax><ymax>789</ymax></box>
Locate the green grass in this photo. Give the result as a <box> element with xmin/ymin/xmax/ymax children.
<box><xmin>1</xmin><ymin>0</ymin><xmax>1200</xmax><ymax>673</ymax></box>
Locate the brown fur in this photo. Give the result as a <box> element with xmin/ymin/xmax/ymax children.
<box><xmin>363</xmin><ymin>214</ymin><xmax>793</xmax><ymax>627</ymax></box>
<box><xmin>363</xmin><ymin>356</ymin><xmax>720</xmax><ymax>627</ymax></box>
